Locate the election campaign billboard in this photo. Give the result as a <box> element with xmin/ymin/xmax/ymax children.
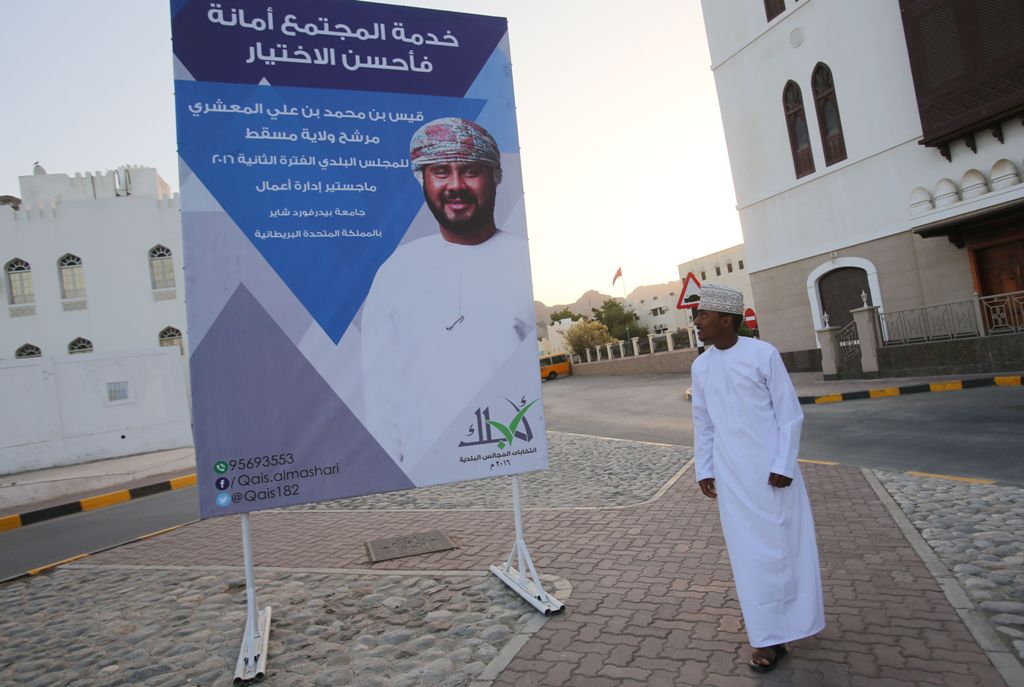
<box><xmin>171</xmin><ymin>0</ymin><xmax>547</xmax><ymax>518</ymax></box>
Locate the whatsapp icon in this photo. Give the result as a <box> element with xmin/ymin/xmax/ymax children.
<box><xmin>214</xmin><ymin>461</ymin><xmax>229</xmax><ymax>475</ymax></box>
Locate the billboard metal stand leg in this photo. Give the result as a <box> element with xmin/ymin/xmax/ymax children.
<box><xmin>490</xmin><ymin>476</ymin><xmax>565</xmax><ymax>615</ymax></box>
<box><xmin>234</xmin><ymin>513</ymin><xmax>272</xmax><ymax>684</ymax></box>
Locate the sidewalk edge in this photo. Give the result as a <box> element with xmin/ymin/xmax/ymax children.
<box><xmin>861</xmin><ymin>468</ymin><xmax>1024</xmax><ymax>687</ymax></box>
<box><xmin>0</xmin><ymin>474</ymin><xmax>197</xmax><ymax>533</ymax></box>
<box><xmin>798</xmin><ymin>375</ymin><xmax>1022</xmax><ymax>405</ymax></box>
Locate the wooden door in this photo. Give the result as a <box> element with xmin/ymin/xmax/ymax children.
<box><xmin>818</xmin><ymin>267</ymin><xmax>870</xmax><ymax>329</ymax></box>
<box><xmin>975</xmin><ymin>240</ymin><xmax>1024</xmax><ymax>296</ymax></box>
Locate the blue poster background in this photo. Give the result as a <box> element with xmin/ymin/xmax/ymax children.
<box><xmin>172</xmin><ymin>0</ymin><xmax>547</xmax><ymax>518</ymax></box>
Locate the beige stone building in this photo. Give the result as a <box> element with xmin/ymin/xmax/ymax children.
<box><xmin>702</xmin><ymin>1</ymin><xmax>1024</xmax><ymax>372</ymax></box>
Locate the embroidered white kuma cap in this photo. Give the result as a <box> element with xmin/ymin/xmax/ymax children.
<box><xmin>698</xmin><ymin>283</ymin><xmax>744</xmax><ymax>315</ymax></box>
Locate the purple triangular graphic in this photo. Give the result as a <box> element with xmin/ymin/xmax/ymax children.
<box><xmin>191</xmin><ymin>285</ymin><xmax>413</xmax><ymax>518</ymax></box>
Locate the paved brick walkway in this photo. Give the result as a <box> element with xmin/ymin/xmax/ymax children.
<box><xmin>84</xmin><ymin>460</ymin><xmax>1007</xmax><ymax>686</ymax></box>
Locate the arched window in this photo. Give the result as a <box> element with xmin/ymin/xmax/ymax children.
<box><xmin>812</xmin><ymin>63</ymin><xmax>847</xmax><ymax>166</ymax></box>
<box><xmin>15</xmin><ymin>343</ymin><xmax>41</xmax><ymax>359</ymax></box>
<box><xmin>784</xmin><ymin>81</ymin><xmax>815</xmax><ymax>179</ymax></box>
<box><xmin>764</xmin><ymin>0</ymin><xmax>785</xmax><ymax>22</ymax></box>
<box><xmin>5</xmin><ymin>258</ymin><xmax>34</xmax><ymax>305</ymax></box>
<box><xmin>68</xmin><ymin>337</ymin><xmax>94</xmax><ymax>354</ymax></box>
<box><xmin>58</xmin><ymin>253</ymin><xmax>86</xmax><ymax>300</ymax></box>
<box><xmin>159</xmin><ymin>326</ymin><xmax>184</xmax><ymax>354</ymax></box>
<box><xmin>149</xmin><ymin>245</ymin><xmax>175</xmax><ymax>290</ymax></box>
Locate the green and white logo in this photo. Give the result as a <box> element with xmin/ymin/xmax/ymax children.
<box><xmin>459</xmin><ymin>397</ymin><xmax>539</xmax><ymax>450</ymax></box>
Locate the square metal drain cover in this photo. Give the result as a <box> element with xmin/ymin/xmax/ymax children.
<box><xmin>366</xmin><ymin>530</ymin><xmax>456</xmax><ymax>563</ymax></box>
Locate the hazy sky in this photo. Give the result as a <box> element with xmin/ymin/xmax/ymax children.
<box><xmin>0</xmin><ymin>0</ymin><xmax>742</xmax><ymax>305</ymax></box>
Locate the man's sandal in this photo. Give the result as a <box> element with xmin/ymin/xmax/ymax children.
<box><xmin>748</xmin><ymin>644</ymin><xmax>788</xmax><ymax>673</ymax></box>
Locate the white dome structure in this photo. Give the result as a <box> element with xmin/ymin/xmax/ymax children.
<box><xmin>990</xmin><ymin>159</ymin><xmax>1020</xmax><ymax>190</ymax></box>
<box><xmin>933</xmin><ymin>178</ymin><xmax>960</xmax><ymax>207</ymax></box>
<box><xmin>959</xmin><ymin>169</ymin><xmax>988</xmax><ymax>199</ymax></box>
<box><xmin>909</xmin><ymin>187</ymin><xmax>933</xmax><ymax>216</ymax></box>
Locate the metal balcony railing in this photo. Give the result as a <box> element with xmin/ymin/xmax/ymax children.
<box><xmin>878</xmin><ymin>290</ymin><xmax>1024</xmax><ymax>346</ymax></box>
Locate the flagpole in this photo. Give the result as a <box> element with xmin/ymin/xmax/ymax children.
<box><xmin>620</xmin><ymin>271</ymin><xmax>630</xmax><ymax>345</ymax></box>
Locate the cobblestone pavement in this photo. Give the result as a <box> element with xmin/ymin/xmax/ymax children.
<box><xmin>878</xmin><ymin>471</ymin><xmax>1024</xmax><ymax>662</ymax></box>
<box><xmin>1</xmin><ymin>433</ymin><xmax>1013</xmax><ymax>686</ymax></box>
<box><xmin>0</xmin><ymin>567</ymin><xmax>568</xmax><ymax>687</ymax></box>
<box><xmin>284</xmin><ymin>433</ymin><xmax>689</xmax><ymax>511</ymax></box>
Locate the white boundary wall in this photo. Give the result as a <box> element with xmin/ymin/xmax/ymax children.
<box><xmin>0</xmin><ymin>348</ymin><xmax>192</xmax><ymax>475</ymax></box>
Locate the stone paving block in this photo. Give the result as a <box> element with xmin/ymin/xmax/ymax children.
<box><xmin>8</xmin><ymin>434</ymin><xmax>1013</xmax><ymax>686</ymax></box>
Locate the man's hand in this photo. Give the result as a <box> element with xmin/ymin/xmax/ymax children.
<box><xmin>768</xmin><ymin>473</ymin><xmax>793</xmax><ymax>488</ymax></box>
<box><xmin>698</xmin><ymin>478</ymin><xmax>717</xmax><ymax>499</ymax></box>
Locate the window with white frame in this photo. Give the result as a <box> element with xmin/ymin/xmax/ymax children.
<box><xmin>68</xmin><ymin>337</ymin><xmax>94</xmax><ymax>354</ymax></box>
<box><xmin>58</xmin><ymin>253</ymin><xmax>87</xmax><ymax>300</ymax></box>
<box><xmin>149</xmin><ymin>245</ymin><xmax>175</xmax><ymax>290</ymax></box>
<box><xmin>15</xmin><ymin>343</ymin><xmax>41</xmax><ymax>358</ymax></box>
<box><xmin>5</xmin><ymin>258</ymin><xmax>34</xmax><ymax>305</ymax></box>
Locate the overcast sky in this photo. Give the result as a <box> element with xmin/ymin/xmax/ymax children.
<box><xmin>0</xmin><ymin>0</ymin><xmax>742</xmax><ymax>305</ymax></box>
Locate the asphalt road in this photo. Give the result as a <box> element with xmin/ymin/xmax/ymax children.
<box><xmin>541</xmin><ymin>373</ymin><xmax>1024</xmax><ymax>484</ymax></box>
<box><xmin>3</xmin><ymin>373</ymin><xmax>1021</xmax><ymax>581</ymax></box>
<box><xmin>0</xmin><ymin>488</ymin><xmax>198</xmax><ymax>582</ymax></box>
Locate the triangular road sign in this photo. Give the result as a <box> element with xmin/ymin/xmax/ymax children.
<box><xmin>677</xmin><ymin>272</ymin><xmax>702</xmax><ymax>310</ymax></box>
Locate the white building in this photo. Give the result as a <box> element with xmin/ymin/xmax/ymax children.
<box><xmin>0</xmin><ymin>165</ymin><xmax>192</xmax><ymax>472</ymax></box>
<box><xmin>1</xmin><ymin>165</ymin><xmax>185</xmax><ymax>360</ymax></box>
<box><xmin>537</xmin><ymin>316</ymin><xmax>570</xmax><ymax>355</ymax></box>
<box><xmin>702</xmin><ymin>0</ymin><xmax>1024</xmax><ymax>369</ymax></box>
<box><xmin>625</xmin><ymin>281</ymin><xmax>690</xmax><ymax>336</ymax></box>
<box><xmin>677</xmin><ymin>243</ymin><xmax>757</xmax><ymax>333</ymax></box>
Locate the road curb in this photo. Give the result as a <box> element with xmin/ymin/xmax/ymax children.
<box><xmin>798</xmin><ymin>374</ymin><xmax>1022</xmax><ymax>405</ymax></box>
<box><xmin>862</xmin><ymin>468</ymin><xmax>1024</xmax><ymax>687</ymax></box>
<box><xmin>0</xmin><ymin>474</ymin><xmax>197</xmax><ymax>534</ymax></box>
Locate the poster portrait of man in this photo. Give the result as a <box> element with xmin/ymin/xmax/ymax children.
<box><xmin>360</xmin><ymin>117</ymin><xmax>538</xmax><ymax>476</ymax></box>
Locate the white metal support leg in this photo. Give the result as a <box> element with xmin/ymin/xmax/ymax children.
<box><xmin>490</xmin><ymin>476</ymin><xmax>565</xmax><ymax>615</ymax></box>
<box><xmin>234</xmin><ymin>513</ymin><xmax>272</xmax><ymax>684</ymax></box>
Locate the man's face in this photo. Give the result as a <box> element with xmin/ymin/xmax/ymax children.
<box><xmin>694</xmin><ymin>309</ymin><xmax>735</xmax><ymax>343</ymax></box>
<box><xmin>423</xmin><ymin>161</ymin><xmax>497</xmax><ymax>235</ymax></box>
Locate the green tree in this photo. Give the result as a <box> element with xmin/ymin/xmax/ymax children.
<box><xmin>549</xmin><ymin>308</ymin><xmax>585</xmax><ymax>325</ymax></box>
<box><xmin>591</xmin><ymin>299</ymin><xmax>648</xmax><ymax>341</ymax></box>
<box><xmin>563</xmin><ymin>320</ymin><xmax>615</xmax><ymax>356</ymax></box>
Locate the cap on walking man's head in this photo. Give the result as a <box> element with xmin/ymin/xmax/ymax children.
<box><xmin>695</xmin><ymin>283</ymin><xmax>745</xmax><ymax>342</ymax></box>
<box><xmin>698</xmin><ymin>283</ymin><xmax>744</xmax><ymax>316</ymax></box>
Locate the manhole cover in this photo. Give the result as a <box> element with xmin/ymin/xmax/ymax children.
<box><xmin>366</xmin><ymin>530</ymin><xmax>456</xmax><ymax>563</ymax></box>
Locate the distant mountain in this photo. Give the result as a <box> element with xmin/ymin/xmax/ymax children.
<box><xmin>534</xmin><ymin>289</ymin><xmax>618</xmax><ymax>336</ymax></box>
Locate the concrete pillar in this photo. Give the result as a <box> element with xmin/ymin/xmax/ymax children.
<box><xmin>851</xmin><ymin>306</ymin><xmax>881</xmax><ymax>376</ymax></box>
<box><xmin>585</xmin><ymin>348</ymin><xmax>592</xmax><ymax>363</ymax></box>
<box><xmin>647</xmin><ymin>334</ymin><xmax>656</xmax><ymax>354</ymax></box>
<box><xmin>817</xmin><ymin>327</ymin><xmax>841</xmax><ymax>379</ymax></box>
<box><xmin>618</xmin><ymin>341</ymin><xmax>626</xmax><ymax>358</ymax></box>
<box><xmin>631</xmin><ymin>337</ymin><xmax>640</xmax><ymax>357</ymax></box>
<box><xmin>605</xmin><ymin>343</ymin><xmax>614</xmax><ymax>360</ymax></box>
<box><xmin>666</xmin><ymin>332</ymin><xmax>675</xmax><ymax>351</ymax></box>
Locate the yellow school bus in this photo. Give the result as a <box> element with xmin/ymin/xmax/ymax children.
<box><xmin>539</xmin><ymin>354</ymin><xmax>572</xmax><ymax>381</ymax></box>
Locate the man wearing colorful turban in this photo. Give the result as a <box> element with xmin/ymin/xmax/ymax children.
<box><xmin>409</xmin><ymin>117</ymin><xmax>503</xmax><ymax>244</ymax></box>
<box><xmin>360</xmin><ymin>118</ymin><xmax>535</xmax><ymax>480</ymax></box>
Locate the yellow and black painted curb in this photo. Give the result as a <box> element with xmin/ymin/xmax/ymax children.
<box><xmin>0</xmin><ymin>474</ymin><xmax>197</xmax><ymax>534</ymax></box>
<box><xmin>799</xmin><ymin>375</ymin><xmax>1022</xmax><ymax>406</ymax></box>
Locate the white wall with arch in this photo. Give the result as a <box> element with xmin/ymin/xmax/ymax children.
<box><xmin>806</xmin><ymin>256</ymin><xmax>883</xmax><ymax>344</ymax></box>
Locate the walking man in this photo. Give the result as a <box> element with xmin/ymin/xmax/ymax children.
<box><xmin>690</xmin><ymin>283</ymin><xmax>825</xmax><ymax>672</ymax></box>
